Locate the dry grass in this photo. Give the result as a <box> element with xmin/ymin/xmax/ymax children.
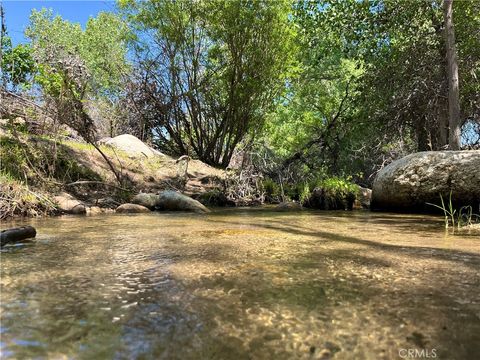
<box><xmin>0</xmin><ymin>173</ymin><xmax>57</xmax><ymax>220</ymax></box>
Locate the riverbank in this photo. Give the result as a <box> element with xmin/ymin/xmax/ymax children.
<box><xmin>1</xmin><ymin>130</ymin><xmax>370</xmax><ymax>220</ymax></box>
<box><xmin>0</xmin><ymin>131</ymin><xmax>225</xmax><ymax>220</ymax></box>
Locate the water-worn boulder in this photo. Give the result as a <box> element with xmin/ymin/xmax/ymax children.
<box><xmin>157</xmin><ymin>191</ymin><xmax>210</xmax><ymax>213</ymax></box>
<box><xmin>54</xmin><ymin>192</ymin><xmax>86</xmax><ymax>214</ymax></box>
<box><xmin>306</xmin><ymin>188</ymin><xmax>355</xmax><ymax>210</ymax></box>
<box><xmin>103</xmin><ymin>134</ymin><xmax>164</xmax><ymax>158</ymax></box>
<box><xmin>116</xmin><ymin>203</ymin><xmax>151</xmax><ymax>213</ymax></box>
<box><xmin>132</xmin><ymin>191</ymin><xmax>210</xmax><ymax>213</ymax></box>
<box><xmin>131</xmin><ymin>193</ymin><xmax>160</xmax><ymax>210</ymax></box>
<box><xmin>196</xmin><ymin>190</ymin><xmax>234</xmax><ymax>207</ymax></box>
<box><xmin>371</xmin><ymin>151</ymin><xmax>480</xmax><ymax>212</ymax></box>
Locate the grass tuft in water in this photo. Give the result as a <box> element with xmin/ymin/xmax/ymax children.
<box><xmin>427</xmin><ymin>191</ymin><xmax>480</xmax><ymax>229</ymax></box>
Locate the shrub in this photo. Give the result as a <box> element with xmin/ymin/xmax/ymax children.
<box><xmin>262</xmin><ymin>177</ymin><xmax>282</xmax><ymax>203</ymax></box>
<box><xmin>302</xmin><ymin>176</ymin><xmax>359</xmax><ymax>210</ymax></box>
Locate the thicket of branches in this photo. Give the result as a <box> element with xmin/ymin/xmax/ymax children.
<box><xmin>119</xmin><ymin>0</ymin><xmax>295</xmax><ymax>167</ymax></box>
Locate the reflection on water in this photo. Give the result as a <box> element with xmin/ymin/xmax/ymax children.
<box><xmin>1</xmin><ymin>209</ymin><xmax>479</xmax><ymax>359</ymax></box>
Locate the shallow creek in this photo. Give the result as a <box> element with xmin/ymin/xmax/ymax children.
<box><xmin>1</xmin><ymin>209</ymin><xmax>479</xmax><ymax>359</ymax></box>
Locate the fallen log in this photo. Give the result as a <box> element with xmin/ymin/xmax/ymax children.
<box><xmin>1</xmin><ymin>226</ymin><xmax>37</xmax><ymax>247</ymax></box>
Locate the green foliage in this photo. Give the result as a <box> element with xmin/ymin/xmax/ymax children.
<box><xmin>0</xmin><ymin>136</ymin><xmax>26</xmax><ymax>181</ymax></box>
<box><xmin>120</xmin><ymin>0</ymin><xmax>297</xmax><ymax>166</ymax></box>
<box><xmin>261</xmin><ymin>177</ymin><xmax>281</xmax><ymax>202</ymax></box>
<box><xmin>302</xmin><ymin>176</ymin><xmax>358</xmax><ymax>210</ymax></box>
<box><xmin>260</xmin><ymin>0</ymin><xmax>480</xmax><ymax>184</ymax></box>
<box><xmin>1</xmin><ymin>37</ymin><xmax>36</xmax><ymax>89</ymax></box>
<box><xmin>259</xmin><ymin>0</ymin><xmax>368</xmax><ymax>179</ymax></box>
<box><xmin>299</xmin><ymin>183</ymin><xmax>311</xmax><ymax>205</ymax></box>
<box><xmin>34</xmin><ymin>63</ymin><xmax>63</xmax><ymax>97</ymax></box>
<box><xmin>82</xmin><ymin>12</ymin><xmax>131</xmax><ymax>96</ymax></box>
<box><xmin>26</xmin><ymin>8</ymin><xmax>130</xmax><ymax>99</ymax></box>
<box><xmin>315</xmin><ymin>177</ymin><xmax>359</xmax><ymax>198</ymax></box>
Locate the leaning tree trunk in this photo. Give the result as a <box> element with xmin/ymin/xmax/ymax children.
<box><xmin>443</xmin><ymin>0</ymin><xmax>461</xmax><ymax>150</ymax></box>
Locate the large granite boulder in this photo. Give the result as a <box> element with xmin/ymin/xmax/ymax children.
<box><xmin>132</xmin><ymin>191</ymin><xmax>210</xmax><ymax>213</ymax></box>
<box><xmin>54</xmin><ymin>192</ymin><xmax>86</xmax><ymax>214</ymax></box>
<box><xmin>371</xmin><ymin>151</ymin><xmax>480</xmax><ymax>212</ymax></box>
<box><xmin>103</xmin><ymin>134</ymin><xmax>164</xmax><ymax>158</ymax></box>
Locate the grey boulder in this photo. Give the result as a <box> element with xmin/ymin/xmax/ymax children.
<box><xmin>54</xmin><ymin>192</ymin><xmax>86</xmax><ymax>214</ymax></box>
<box><xmin>132</xmin><ymin>191</ymin><xmax>210</xmax><ymax>213</ymax></box>
<box><xmin>371</xmin><ymin>150</ymin><xmax>480</xmax><ymax>212</ymax></box>
<box><xmin>103</xmin><ymin>134</ymin><xmax>164</xmax><ymax>158</ymax></box>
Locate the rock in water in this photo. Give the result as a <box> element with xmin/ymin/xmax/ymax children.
<box><xmin>54</xmin><ymin>192</ymin><xmax>86</xmax><ymax>214</ymax></box>
<box><xmin>131</xmin><ymin>191</ymin><xmax>210</xmax><ymax>213</ymax></box>
<box><xmin>104</xmin><ymin>134</ymin><xmax>164</xmax><ymax>158</ymax></box>
<box><xmin>156</xmin><ymin>191</ymin><xmax>210</xmax><ymax>213</ymax></box>
<box><xmin>131</xmin><ymin>193</ymin><xmax>160</xmax><ymax>210</ymax></box>
<box><xmin>276</xmin><ymin>202</ymin><xmax>303</xmax><ymax>211</ymax></box>
<box><xmin>371</xmin><ymin>151</ymin><xmax>480</xmax><ymax>212</ymax></box>
<box><xmin>1</xmin><ymin>226</ymin><xmax>36</xmax><ymax>247</ymax></box>
<box><xmin>116</xmin><ymin>203</ymin><xmax>151</xmax><ymax>213</ymax></box>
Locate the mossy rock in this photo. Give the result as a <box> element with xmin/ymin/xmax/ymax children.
<box><xmin>303</xmin><ymin>188</ymin><xmax>354</xmax><ymax>210</ymax></box>
<box><xmin>197</xmin><ymin>190</ymin><xmax>234</xmax><ymax>207</ymax></box>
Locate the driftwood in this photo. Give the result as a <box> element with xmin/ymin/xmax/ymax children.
<box><xmin>1</xmin><ymin>226</ymin><xmax>37</xmax><ymax>247</ymax></box>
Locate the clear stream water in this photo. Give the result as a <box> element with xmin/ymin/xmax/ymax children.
<box><xmin>1</xmin><ymin>209</ymin><xmax>479</xmax><ymax>359</ymax></box>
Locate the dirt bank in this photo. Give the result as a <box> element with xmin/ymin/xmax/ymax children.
<box><xmin>0</xmin><ymin>132</ymin><xmax>225</xmax><ymax>219</ymax></box>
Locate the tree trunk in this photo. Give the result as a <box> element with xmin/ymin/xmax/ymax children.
<box><xmin>437</xmin><ymin>96</ymin><xmax>449</xmax><ymax>149</ymax></box>
<box><xmin>443</xmin><ymin>0</ymin><xmax>461</xmax><ymax>150</ymax></box>
<box><xmin>0</xmin><ymin>4</ymin><xmax>6</xmax><ymax>88</ymax></box>
<box><xmin>415</xmin><ymin>118</ymin><xmax>430</xmax><ymax>152</ymax></box>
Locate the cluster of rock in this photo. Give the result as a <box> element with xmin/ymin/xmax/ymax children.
<box><xmin>131</xmin><ymin>191</ymin><xmax>210</xmax><ymax>213</ymax></box>
<box><xmin>53</xmin><ymin>190</ymin><xmax>209</xmax><ymax>215</ymax></box>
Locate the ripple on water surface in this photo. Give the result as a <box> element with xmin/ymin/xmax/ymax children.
<box><xmin>1</xmin><ymin>210</ymin><xmax>479</xmax><ymax>359</ymax></box>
